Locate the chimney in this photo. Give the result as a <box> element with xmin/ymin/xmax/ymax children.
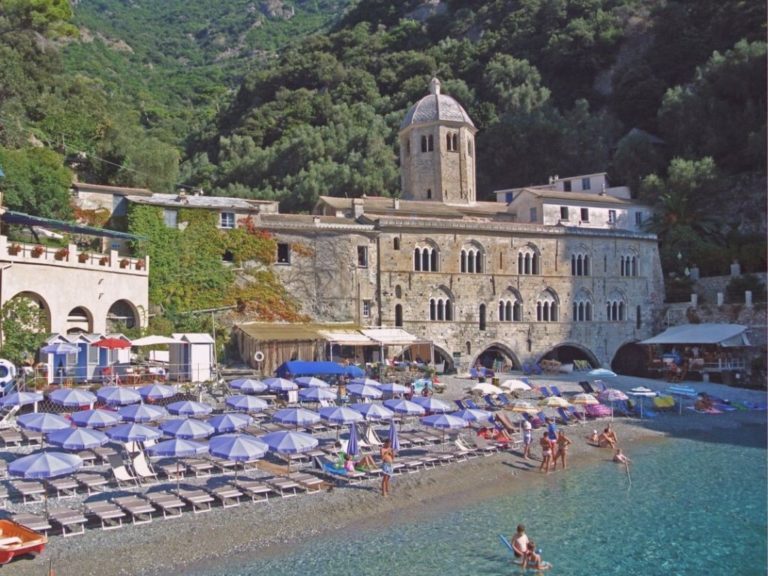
<box><xmin>393</xmin><ymin>197</ymin><xmax>400</xmax><ymax>210</ymax></box>
<box><xmin>352</xmin><ymin>198</ymin><xmax>365</xmax><ymax>219</ymax></box>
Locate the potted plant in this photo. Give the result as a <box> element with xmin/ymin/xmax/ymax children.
<box><xmin>8</xmin><ymin>244</ymin><xmax>21</xmax><ymax>255</ymax></box>
<box><xmin>54</xmin><ymin>248</ymin><xmax>69</xmax><ymax>261</ymax></box>
<box><xmin>99</xmin><ymin>256</ymin><xmax>109</xmax><ymax>266</ymax></box>
<box><xmin>136</xmin><ymin>260</ymin><xmax>145</xmax><ymax>270</ymax></box>
<box><xmin>78</xmin><ymin>252</ymin><xmax>90</xmax><ymax>263</ymax></box>
<box><xmin>31</xmin><ymin>245</ymin><xmax>44</xmax><ymax>258</ymax></box>
<box><xmin>119</xmin><ymin>258</ymin><xmax>130</xmax><ymax>269</ymax></box>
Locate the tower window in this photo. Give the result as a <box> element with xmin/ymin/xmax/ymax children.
<box><xmin>277</xmin><ymin>243</ymin><xmax>291</xmax><ymax>264</ymax></box>
<box><xmin>406</xmin><ymin>140</ymin><xmax>411</xmax><ymax>156</ymax></box>
<box><xmin>357</xmin><ymin>246</ymin><xmax>368</xmax><ymax>268</ymax></box>
<box><xmin>427</xmin><ymin>188</ymin><xmax>432</xmax><ymax>199</ymax></box>
<box><xmin>421</xmin><ymin>136</ymin><xmax>427</xmax><ymax>153</ymax></box>
<box><xmin>393</xmin><ymin>237</ymin><xmax>400</xmax><ymax>251</ymax></box>
<box><xmin>428</xmin><ymin>135</ymin><xmax>434</xmax><ymax>151</ymax></box>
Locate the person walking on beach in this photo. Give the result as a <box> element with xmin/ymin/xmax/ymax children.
<box><xmin>521</xmin><ymin>419</ymin><xmax>533</xmax><ymax>459</ymax></box>
<box><xmin>380</xmin><ymin>439</ymin><xmax>395</xmax><ymax>496</ymax></box>
<box><xmin>546</xmin><ymin>417</ymin><xmax>558</xmax><ymax>460</ymax></box>
<box><xmin>555</xmin><ymin>430</ymin><xmax>572</xmax><ymax>470</ymax></box>
<box><xmin>539</xmin><ymin>433</ymin><xmax>553</xmax><ymax>473</ymax></box>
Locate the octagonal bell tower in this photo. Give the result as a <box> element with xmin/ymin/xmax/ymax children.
<box><xmin>399</xmin><ymin>78</ymin><xmax>477</xmax><ymax>204</ymax></box>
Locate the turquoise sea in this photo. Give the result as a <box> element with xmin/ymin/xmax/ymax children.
<box><xmin>192</xmin><ymin>420</ymin><xmax>767</xmax><ymax>576</ymax></box>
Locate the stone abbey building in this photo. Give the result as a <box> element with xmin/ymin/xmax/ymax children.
<box><xmin>259</xmin><ymin>79</ymin><xmax>665</xmax><ymax>371</ymax></box>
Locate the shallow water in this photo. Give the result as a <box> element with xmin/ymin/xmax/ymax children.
<box><xmin>193</xmin><ymin>421</ymin><xmax>767</xmax><ymax>576</ymax></box>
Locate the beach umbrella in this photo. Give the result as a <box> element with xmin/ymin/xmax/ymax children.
<box><xmin>588</xmin><ymin>368</ymin><xmax>617</xmax><ymax>378</ymax></box>
<box><xmin>383</xmin><ymin>399</ymin><xmax>426</xmax><ymax>416</ymax></box>
<box><xmin>93</xmin><ymin>337</ymin><xmax>131</xmax><ymax>349</ymax></box>
<box><xmin>347</xmin><ymin>383</ymin><xmax>383</xmax><ymax>399</ymax></box>
<box><xmin>47</xmin><ymin>427</ymin><xmax>107</xmax><ymax>451</ymax></box>
<box><xmin>539</xmin><ymin>396</ymin><xmax>571</xmax><ymax>408</ymax></box>
<box><xmin>138</xmin><ymin>383</ymin><xmax>177</xmax><ymax>401</ymax></box>
<box><xmin>96</xmin><ymin>386</ymin><xmax>142</xmax><ymax>406</ymax></box>
<box><xmin>319</xmin><ymin>406</ymin><xmax>364</xmax><ymax>425</ymax></box>
<box><xmin>379</xmin><ymin>382</ymin><xmax>409</xmax><ymax>395</ymax></box>
<box><xmin>9</xmin><ymin>451</ymin><xmax>82</xmax><ymax>515</ymax></box>
<box><xmin>41</xmin><ymin>342</ymin><xmax>79</xmax><ymax>355</ymax></box>
<box><xmin>228</xmin><ymin>378</ymin><xmax>268</xmax><ymax>394</ymax></box>
<box><xmin>259</xmin><ymin>430</ymin><xmax>318</xmax><ymax>456</ymax></box>
<box><xmin>226</xmin><ymin>395</ymin><xmax>268</xmax><ymax>413</ymax></box>
<box><xmin>166</xmin><ymin>400</ymin><xmax>213</xmax><ymax>417</ymax></box>
<box><xmin>71</xmin><ymin>408</ymin><xmax>122</xmax><ymax>428</ymax></box>
<box><xmin>571</xmin><ymin>393</ymin><xmax>599</xmax><ymax>405</ymax></box>
<box><xmin>413</xmin><ymin>396</ymin><xmax>452</xmax><ymax>413</ymax></box>
<box><xmin>452</xmin><ymin>409</ymin><xmax>494</xmax><ymax>423</ymax></box>
<box><xmin>207</xmin><ymin>413</ymin><xmax>253</xmax><ymax>434</ymax></box>
<box><xmin>1</xmin><ymin>391</ymin><xmax>43</xmax><ymax>409</ymax></box>
<box><xmin>387</xmin><ymin>420</ymin><xmax>400</xmax><ymax>453</ymax></box>
<box><xmin>346</xmin><ymin>423</ymin><xmax>360</xmax><ymax>457</ymax></box>
<box><xmin>667</xmin><ymin>384</ymin><xmax>698</xmax><ymax>415</ymax></box>
<box><xmin>599</xmin><ymin>389</ymin><xmax>628</xmax><ymax>420</ymax></box>
<box><xmin>295</xmin><ymin>376</ymin><xmax>330</xmax><ymax>388</ymax></box>
<box><xmin>272</xmin><ymin>407</ymin><xmax>320</xmax><ymax>428</ymax></box>
<box><xmin>350</xmin><ymin>378</ymin><xmax>382</xmax><ymax>388</ymax></box>
<box><xmin>471</xmin><ymin>382</ymin><xmax>503</xmax><ymax>395</ymax></box>
<box><xmin>298</xmin><ymin>387</ymin><xmax>337</xmax><ymax>403</ymax></box>
<box><xmin>349</xmin><ymin>403</ymin><xmax>394</xmax><ymax>421</ymax></box>
<box><xmin>160</xmin><ymin>418</ymin><xmax>214</xmax><ymax>440</ymax></box>
<box><xmin>148</xmin><ymin>438</ymin><xmax>207</xmax><ymax>492</ymax></box>
<box><xmin>500</xmin><ymin>379</ymin><xmax>531</xmax><ymax>392</ymax></box>
<box><xmin>264</xmin><ymin>377</ymin><xmax>298</xmax><ymax>392</ymax></box>
<box><xmin>106</xmin><ymin>422</ymin><xmax>161</xmax><ymax>443</ymax></box>
<box><xmin>17</xmin><ymin>412</ymin><xmax>71</xmax><ymax>433</ymax></box>
<box><xmin>628</xmin><ymin>387</ymin><xmax>657</xmax><ymax>419</ymax></box>
<box><xmin>118</xmin><ymin>403</ymin><xmax>168</xmax><ymax>423</ymax></box>
<box><xmin>209</xmin><ymin>434</ymin><xmax>269</xmax><ymax>481</ymax></box>
<box><xmin>507</xmin><ymin>400</ymin><xmax>539</xmax><ymax>414</ymax></box>
<box><xmin>49</xmin><ymin>388</ymin><xmax>96</xmax><ymax>408</ymax></box>
<box><xmin>422</xmin><ymin>413</ymin><xmax>466</xmax><ymax>444</ymax></box>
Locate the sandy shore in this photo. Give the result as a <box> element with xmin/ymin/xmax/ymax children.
<box><xmin>5</xmin><ymin>374</ymin><xmax>767</xmax><ymax>576</ymax></box>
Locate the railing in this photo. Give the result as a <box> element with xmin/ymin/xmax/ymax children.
<box><xmin>1</xmin><ymin>237</ymin><xmax>148</xmax><ymax>273</ymax></box>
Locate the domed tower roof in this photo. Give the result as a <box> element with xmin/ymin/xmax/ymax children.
<box><xmin>400</xmin><ymin>78</ymin><xmax>475</xmax><ymax>130</ymax></box>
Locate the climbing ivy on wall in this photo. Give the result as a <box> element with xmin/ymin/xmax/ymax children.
<box><xmin>127</xmin><ymin>205</ymin><xmax>305</xmax><ymax>321</ymax></box>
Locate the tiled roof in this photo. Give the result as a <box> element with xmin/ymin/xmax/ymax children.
<box><xmin>519</xmin><ymin>188</ymin><xmax>634</xmax><ymax>205</ymax></box>
<box><xmin>125</xmin><ymin>194</ymin><xmax>274</xmax><ymax>211</ymax></box>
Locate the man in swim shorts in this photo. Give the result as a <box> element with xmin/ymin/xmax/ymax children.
<box><xmin>511</xmin><ymin>524</ymin><xmax>529</xmax><ymax>558</ymax></box>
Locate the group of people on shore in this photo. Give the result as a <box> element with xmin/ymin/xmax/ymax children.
<box><xmin>586</xmin><ymin>423</ymin><xmax>631</xmax><ymax>467</ymax></box>
<box><xmin>531</xmin><ymin>418</ymin><xmax>572</xmax><ymax>473</ymax></box>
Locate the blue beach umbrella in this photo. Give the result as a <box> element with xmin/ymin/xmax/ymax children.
<box><xmin>138</xmin><ymin>383</ymin><xmax>177</xmax><ymax>401</ymax></box>
<box><xmin>166</xmin><ymin>400</ymin><xmax>213</xmax><ymax>417</ymax></box>
<box><xmin>71</xmin><ymin>408</ymin><xmax>123</xmax><ymax>428</ymax></box>
<box><xmin>228</xmin><ymin>378</ymin><xmax>268</xmax><ymax>394</ymax></box>
<box><xmin>147</xmin><ymin>438</ymin><xmax>208</xmax><ymax>492</ymax></box>
<box><xmin>106</xmin><ymin>422</ymin><xmax>161</xmax><ymax>443</ymax></box>
<box><xmin>259</xmin><ymin>430</ymin><xmax>318</xmax><ymax>454</ymax></box>
<box><xmin>47</xmin><ymin>427</ymin><xmax>108</xmax><ymax>450</ymax></box>
<box><xmin>421</xmin><ymin>413</ymin><xmax>467</xmax><ymax>445</ymax></box>
<box><xmin>160</xmin><ymin>418</ymin><xmax>214</xmax><ymax>440</ymax></box>
<box><xmin>350</xmin><ymin>378</ymin><xmax>382</xmax><ymax>388</ymax></box>
<box><xmin>226</xmin><ymin>395</ymin><xmax>268</xmax><ymax>413</ymax></box>
<box><xmin>1</xmin><ymin>391</ymin><xmax>43</xmax><ymax>409</ymax></box>
<box><xmin>9</xmin><ymin>451</ymin><xmax>83</xmax><ymax>480</ymax></box>
<box><xmin>349</xmin><ymin>403</ymin><xmax>394</xmax><ymax>421</ymax></box>
<box><xmin>384</xmin><ymin>399</ymin><xmax>426</xmax><ymax>416</ymax></box>
<box><xmin>346</xmin><ymin>423</ymin><xmax>360</xmax><ymax>457</ymax></box>
<box><xmin>272</xmin><ymin>407</ymin><xmax>320</xmax><ymax>428</ymax></box>
<box><xmin>387</xmin><ymin>420</ymin><xmax>400</xmax><ymax>453</ymax></box>
<box><xmin>413</xmin><ymin>396</ymin><xmax>453</xmax><ymax>413</ymax></box>
<box><xmin>319</xmin><ymin>406</ymin><xmax>364</xmax><ymax>425</ymax></box>
<box><xmin>18</xmin><ymin>412</ymin><xmax>71</xmax><ymax>433</ymax></box>
<box><xmin>118</xmin><ymin>403</ymin><xmax>168</xmax><ymax>423</ymax></box>
<box><xmin>209</xmin><ymin>433</ymin><xmax>269</xmax><ymax>480</ymax></box>
<box><xmin>295</xmin><ymin>376</ymin><xmax>330</xmax><ymax>388</ymax></box>
<box><xmin>97</xmin><ymin>386</ymin><xmax>142</xmax><ymax>406</ymax></box>
<box><xmin>347</xmin><ymin>383</ymin><xmax>383</xmax><ymax>399</ymax></box>
<box><xmin>41</xmin><ymin>342</ymin><xmax>79</xmax><ymax>355</ymax></box>
<box><xmin>264</xmin><ymin>377</ymin><xmax>298</xmax><ymax>392</ymax></box>
<box><xmin>379</xmin><ymin>382</ymin><xmax>409</xmax><ymax>395</ymax></box>
<box><xmin>49</xmin><ymin>388</ymin><xmax>97</xmax><ymax>408</ymax></box>
<box><xmin>299</xmin><ymin>387</ymin><xmax>337</xmax><ymax>403</ymax></box>
<box><xmin>452</xmin><ymin>409</ymin><xmax>494</xmax><ymax>424</ymax></box>
<box><xmin>207</xmin><ymin>413</ymin><xmax>253</xmax><ymax>434</ymax></box>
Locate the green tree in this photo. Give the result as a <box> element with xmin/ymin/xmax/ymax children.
<box><xmin>0</xmin><ymin>147</ymin><xmax>72</xmax><ymax>219</ymax></box>
<box><xmin>0</xmin><ymin>296</ymin><xmax>48</xmax><ymax>365</ymax></box>
<box><xmin>611</xmin><ymin>131</ymin><xmax>665</xmax><ymax>194</ymax></box>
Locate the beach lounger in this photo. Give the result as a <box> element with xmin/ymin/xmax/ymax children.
<box><xmin>483</xmin><ymin>395</ymin><xmax>502</xmax><ymax>410</ymax></box>
<box><xmin>93</xmin><ymin>446</ymin><xmax>119</xmax><ymax>464</ymax></box>
<box><xmin>557</xmin><ymin>407</ymin><xmax>573</xmax><ymax>425</ymax></box>
<box><xmin>21</xmin><ymin>430</ymin><xmax>43</xmax><ymax>445</ymax></box>
<box><xmin>550</xmin><ymin>386</ymin><xmax>563</xmax><ymax>397</ymax></box>
<box><xmin>594</xmin><ymin>380</ymin><xmax>608</xmax><ymax>392</ymax></box>
<box><xmin>313</xmin><ymin>456</ymin><xmax>366</xmax><ymax>485</ymax></box>
<box><xmin>49</xmin><ymin>508</ymin><xmax>88</xmax><ymax>537</ymax></box>
<box><xmin>288</xmin><ymin>472</ymin><xmax>326</xmax><ymax>493</ymax></box>
<box><xmin>76</xmin><ymin>450</ymin><xmax>99</xmax><ymax>467</ymax></box>
<box><xmin>472</xmin><ymin>436</ymin><xmax>498</xmax><ymax>456</ymax></box>
<box><xmin>453</xmin><ymin>438</ymin><xmax>479</xmax><ymax>460</ymax></box>
<box><xmin>231</xmin><ymin>479</ymin><xmax>275</xmax><ymax>503</ymax></box>
<box><xmin>113</xmin><ymin>496</ymin><xmax>155</xmax><ymax>525</ymax></box>
<box><xmin>108</xmin><ymin>454</ymin><xmax>139</xmax><ymax>488</ymax></box>
<box><xmin>567</xmin><ymin>406</ymin><xmax>586</xmax><ymax>422</ymax></box>
<box><xmin>267</xmin><ymin>477</ymin><xmax>306</xmax><ymax>498</ymax></box>
<box><xmin>12</xmin><ymin>513</ymin><xmax>51</xmax><ymax>535</ymax></box>
<box><xmin>539</xmin><ymin>386</ymin><xmax>552</xmax><ymax>398</ymax></box>
<box><xmin>0</xmin><ymin>429</ymin><xmax>22</xmax><ymax>447</ymax></box>
<box><xmin>46</xmin><ymin>477</ymin><xmax>79</xmax><ymax>499</ymax></box>
<box><xmin>653</xmin><ymin>395</ymin><xmax>676</xmax><ymax>411</ymax></box>
<box><xmin>578</xmin><ymin>381</ymin><xmax>596</xmax><ymax>394</ymax></box>
<box><xmin>145</xmin><ymin>491</ymin><xmax>185</xmax><ymax>519</ymax></box>
<box><xmin>209</xmin><ymin>456</ymin><xmax>239</xmax><ymax>474</ymax></box>
<box><xmin>132</xmin><ymin>452</ymin><xmax>160</xmax><ymax>485</ymax></box>
<box><xmin>85</xmin><ymin>502</ymin><xmax>126</xmax><ymax>530</ymax></box>
<box><xmin>176</xmin><ymin>489</ymin><xmax>215</xmax><ymax>513</ymax></box>
<box><xmin>496</xmin><ymin>393</ymin><xmax>511</xmax><ymax>407</ymax></box>
<box><xmin>454</xmin><ymin>399</ymin><xmax>468</xmax><ymax>410</ymax></box>
<box><xmin>465</xmin><ymin>399</ymin><xmax>483</xmax><ymax>411</ymax></box>
<box><xmin>205</xmin><ymin>485</ymin><xmax>243</xmax><ymax>508</ymax></box>
<box><xmin>185</xmin><ymin>458</ymin><xmax>215</xmax><ymax>478</ymax></box>
<box><xmin>12</xmin><ymin>480</ymin><xmax>46</xmax><ymax>503</ymax></box>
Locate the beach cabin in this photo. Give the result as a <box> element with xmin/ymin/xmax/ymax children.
<box><xmin>40</xmin><ymin>333</ymin><xmax>132</xmax><ymax>384</ymax></box>
<box><xmin>169</xmin><ymin>333</ymin><xmax>215</xmax><ymax>383</ymax></box>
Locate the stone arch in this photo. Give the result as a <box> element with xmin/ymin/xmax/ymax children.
<box><xmin>471</xmin><ymin>342</ymin><xmax>521</xmax><ymax>371</ymax></box>
<box><xmin>430</xmin><ymin>343</ymin><xmax>454</xmax><ymax>372</ymax></box>
<box><xmin>107</xmin><ymin>299</ymin><xmax>139</xmax><ymax>331</ymax></box>
<box><xmin>611</xmin><ymin>340</ymin><xmax>648</xmax><ymax>376</ymax></box>
<box><xmin>65</xmin><ymin>306</ymin><xmax>93</xmax><ymax>334</ymax></box>
<box><xmin>6</xmin><ymin>291</ymin><xmax>51</xmax><ymax>333</ymax></box>
<box><xmin>539</xmin><ymin>342</ymin><xmax>599</xmax><ymax>368</ymax></box>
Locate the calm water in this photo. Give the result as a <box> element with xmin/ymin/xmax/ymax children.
<box><xmin>192</xmin><ymin>421</ymin><xmax>767</xmax><ymax>576</ymax></box>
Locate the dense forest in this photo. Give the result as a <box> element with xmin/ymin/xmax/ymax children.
<box><xmin>0</xmin><ymin>0</ymin><xmax>766</xmax><ymax>282</ymax></box>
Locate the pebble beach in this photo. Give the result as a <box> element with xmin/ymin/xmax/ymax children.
<box><xmin>4</xmin><ymin>372</ymin><xmax>767</xmax><ymax>576</ymax></box>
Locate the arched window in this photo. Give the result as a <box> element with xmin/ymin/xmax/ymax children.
<box><xmin>421</xmin><ymin>136</ymin><xmax>427</xmax><ymax>153</ymax></box>
<box><xmin>414</xmin><ymin>243</ymin><xmax>440</xmax><ymax>272</ymax></box>
<box><xmin>460</xmin><ymin>250</ymin><xmax>467</xmax><ymax>273</ymax></box>
<box><xmin>428</xmin><ymin>135</ymin><xmax>434</xmax><ymax>151</ymax></box>
<box><xmin>606</xmin><ymin>292</ymin><xmax>627</xmax><ymax>321</ymax></box>
<box><xmin>414</xmin><ymin>248</ymin><xmax>422</xmax><ymax>271</ymax></box>
<box><xmin>536</xmin><ymin>289</ymin><xmax>559</xmax><ymax>322</ymax></box>
<box><xmin>395</xmin><ymin>305</ymin><xmax>403</xmax><ymax>327</ymax></box>
<box><xmin>429</xmin><ymin>299</ymin><xmax>436</xmax><ymax>321</ymax></box>
<box><xmin>572</xmin><ymin>290</ymin><xmax>593</xmax><ymax>322</ymax></box>
<box><xmin>479</xmin><ymin>304</ymin><xmax>486</xmax><ymax>331</ymax></box>
<box><xmin>446</xmin><ymin>133</ymin><xmax>452</xmax><ymax>151</ymax></box>
<box><xmin>452</xmin><ymin>133</ymin><xmax>458</xmax><ymax>151</ymax></box>
<box><xmin>571</xmin><ymin>251</ymin><xmax>591</xmax><ymax>276</ymax></box>
<box><xmin>518</xmin><ymin>245</ymin><xmax>540</xmax><ymax>275</ymax></box>
<box><xmin>499</xmin><ymin>291</ymin><xmax>522</xmax><ymax>322</ymax></box>
<box><xmin>429</xmin><ymin>288</ymin><xmax>453</xmax><ymax>322</ymax></box>
<box><xmin>426</xmin><ymin>188</ymin><xmax>432</xmax><ymax>199</ymax></box>
<box><xmin>393</xmin><ymin>237</ymin><xmax>400</xmax><ymax>251</ymax></box>
<box><xmin>621</xmin><ymin>254</ymin><xmax>640</xmax><ymax>277</ymax></box>
<box><xmin>636</xmin><ymin>305</ymin><xmax>642</xmax><ymax>329</ymax></box>
<box><xmin>461</xmin><ymin>243</ymin><xmax>484</xmax><ymax>274</ymax></box>
<box><xmin>395</xmin><ymin>285</ymin><xmax>402</xmax><ymax>299</ymax></box>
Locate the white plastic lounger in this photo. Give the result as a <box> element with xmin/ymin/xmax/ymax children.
<box><xmin>12</xmin><ymin>480</ymin><xmax>45</xmax><ymax>503</ymax></box>
<box><xmin>12</xmin><ymin>513</ymin><xmax>51</xmax><ymax>535</ymax></box>
<box><xmin>267</xmin><ymin>477</ymin><xmax>305</xmax><ymax>498</ymax></box>
<box><xmin>288</xmin><ymin>473</ymin><xmax>325</xmax><ymax>493</ymax></box>
<box><xmin>107</xmin><ymin>455</ymin><xmax>139</xmax><ymax>488</ymax></box>
<box><xmin>46</xmin><ymin>477</ymin><xmax>79</xmax><ymax>499</ymax></box>
<box><xmin>205</xmin><ymin>486</ymin><xmax>243</xmax><ymax>508</ymax></box>
<box><xmin>231</xmin><ymin>480</ymin><xmax>274</xmax><ymax>503</ymax></box>
<box><xmin>132</xmin><ymin>453</ymin><xmax>160</xmax><ymax>485</ymax></box>
<box><xmin>86</xmin><ymin>502</ymin><xmax>126</xmax><ymax>530</ymax></box>
<box><xmin>184</xmin><ymin>459</ymin><xmax>215</xmax><ymax>478</ymax></box>
<box><xmin>145</xmin><ymin>492</ymin><xmax>185</xmax><ymax>519</ymax></box>
<box><xmin>176</xmin><ymin>489</ymin><xmax>215</xmax><ymax>513</ymax></box>
<box><xmin>75</xmin><ymin>472</ymin><xmax>110</xmax><ymax>495</ymax></box>
<box><xmin>112</xmin><ymin>496</ymin><xmax>155</xmax><ymax>525</ymax></box>
<box><xmin>49</xmin><ymin>509</ymin><xmax>87</xmax><ymax>537</ymax></box>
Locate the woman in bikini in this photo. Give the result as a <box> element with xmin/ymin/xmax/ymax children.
<box><xmin>539</xmin><ymin>433</ymin><xmax>552</xmax><ymax>473</ymax></box>
<box><xmin>380</xmin><ymin>439</ymin><xmax>395</xmax><ymax>496</ymax></box>
<box><xmin>555</xmin><ymin>430</ymin><xmax>572</xmax><ymax>470</ymax></box>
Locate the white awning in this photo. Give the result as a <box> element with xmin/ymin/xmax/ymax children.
<box><xmin>640</xmin><ymin>324</ymin><xmax>749</xmax><ymax>347</ymax></box>
<box><xmin>318</xmin><ymin>331</ymin><xmax>376</xmax><ymax>346</ymax></box>
<box><xmin>131</xmin><ymin>335</ymin><xmax>181</xmax><ymax>347</ymax></box>
<box><xmin>361</xmin><ymin>328</ymin><xmax>423</xmax><ymax>345</ymax></box>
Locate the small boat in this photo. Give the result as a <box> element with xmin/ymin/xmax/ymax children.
<box><xmin>0</xmin><ymin>519</ymin><xmax>47</xmax><ymax>565</ymax></box>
